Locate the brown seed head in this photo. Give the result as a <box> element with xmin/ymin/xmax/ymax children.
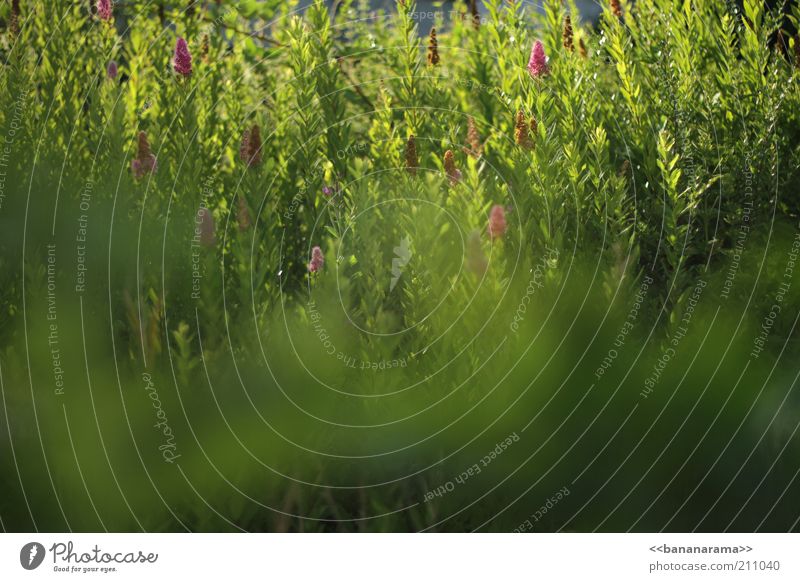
<box><xmin>443</xmin><ymin>149</ymin><xmax>461</xmax><ymax>185</ymax></box>
<box><xmin>794</xmin><ymin>35</ymin><xmax>800</xmax><ymax>68</ymax></box>
<box><xmin>514</xmin><ymin>110</ymin><xmax>533</xmax><ymax>150</ymax></box>
<box><xmin>237</xmin><ymin>196</ymin><xmax>252</xmax><ymax>231</ymax></box>
<box><xmin>465</xmin><ymin>117</ymin><xmax>483</xmax><ymax>158</ymax></box>
<box><xmin>427</xmin><ymin>27</ymin><xmax>440</xmax><ymax>66</ymax></box>
<box><xmin>131</xmin><ymin>131</ymin><xmax>157</xmax><ymax>179</ymax></box>
<box><xmin>200</xmin><ymin>33</ymin><xmax>210</xmax><ymax>63</ymax></box>
<box><xmin>469</xmin><ymin>0</ymin><xmax>480</xmax><ymax>29</ymax></box>
<box><xmin>239</xmin><ymin>124</ymin><xmax>263</xmax><ymax>168</ymax></box>
<box><xmin>610</xmin><ymin>0</ymin><xmax>622</xmax><ymax>18</ymax></box>
<box><xmin>248</xmin><ymin>124</ymin><xmax>262</xmax><ymax>166</ymax></box>
<box><xmin>137</xmin><ymin>131</ymin><xmax>151</xmax><ymax>158</ymax></box>
<box><xmin>10</xmin><ymin>0</ymin><xmax>20</xmax><ymax>36</ymax></box>
<box><xmin>405</xmin><ymin>135</ymin><xmax>418</xmax><ymax>176</ymax></box>
<box><xmin>579</xmin><ymin>37</ymin><xmax>588</xmax><ymax>58</ymax></box>
<box><xmin>563</xmin><ymin>15</ymin><xmax>574</xmax><ymax>52</ymax></box>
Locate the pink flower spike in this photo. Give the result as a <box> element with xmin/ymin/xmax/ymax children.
<box><xmin>487</xmin><ymin>204</ymin><xmax>507</xmax><ymax>240</ymax></box>
<box><xmin>173</xmin><ymin>37</ymin><xmax>193</xmax><ymax>77</ymax></box>
<box><xmin>97</xmin><ymin>0</ymin><xmax>113</xmax><ymax>21</ymax></box>
<box><xmin>107</xmin><ymin>60</ymin><xmax>118</xmax><ymax>80</ymax></box>
<box><xmin>308</xmin><ymin>246</ymin><xmax>325</xmax><ymax>273</ymax></box>
<box><xmin>527</xmin><ymin>40</ymin><xmax>549</xmax><ymax>78</ymax></box>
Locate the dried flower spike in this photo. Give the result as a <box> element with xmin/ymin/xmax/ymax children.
<box><xmin>527</xmin><ymin>40</ymin><xmax>549</xmax><ymax>78</ymax></box>
<box><xmin>563</xmin><ymin>16</ymin><xmax>574</xmax><ymax>52</ymax></box>
<box><xmin>308</xmin><ymin>246</ymin><xmax>324</xmax><ymax>273</ymax></box>
<box><xmin>466</xmin><ymin>230</ymin><xmax>488</xmax><ymax>275</ymax></box>
<box><xmin>465</xmin><ymin>117</ymin><xmax>483</xmax><ymax>158</ymax></box>
<box><xmin>610</xmin><ymin>0</ymin><xmax>622</xmax><ymax>18</ymax></box>
<box><xmin>197</xmin><ymin>207</ymin><xmax>215</xmax><ymax>247</ymax></box>
<box><xmin>776</xmin><ymin>30</ymin><xmax>786</xmax><ymax>57</ymax></box>
<box><xmin>794</xmin><ymin>35</ymin><xmax>800</xmax><ymax>68</ymax></box>
<box><xmin>131</xmin><ymin>131</ymin><xmax>157</xmax><ymax>180</ymax></box>
<box><xmin>237</xmin><ymin>196</ymin><xmax>252</xmax><ymax>231</ymax></box>
<box><xmin>469</xmin><ymin>0</ymin><xmax>480</xmax><ymax>29</ymax></box>
<box><xmin>173</xmin><ymin>37</ymin><xmax>192</xmax><ymax>77</ymax></box>
<box><xmin>97</xmin><ymin>0</ymin><xmax>113</xmax><ymax>21</ymax></box>
<box><xmin>405</xmin><ymin>135</ymin><xmax>418</xmax><ymax>176</ymax></box>
<box><xmin>443</xmin><ymin>150</ymin><xmax>461</xmax><ymax>186</ymax></box>
<box><xmin>427</xmin><ymin>27</ymin><xmax>440</xmax><ymax>66</ymax></box>
<box><xmin>107</xmin><ymin>60</ymin><xmax>118</xmax><ymax>80</ymax></box>
<box><xmin>514</xmin><ymin>110</ymin><xmax>533</xmax><ymax>150</ymax></box>
<box><xmin>487</xmin><ymin>204</ymin><xmax>507</xmax><ymax>240</ymax></box>
<box><xmin>200</xmin><ymin>34</ymin><xmax>210</xmax><ymax>63</ymax></box>
<box><xmin>239</xmin><ymin>124</ymin><xmax>262</xmax><ymax>168</ymax></box>
<box><xmin>579</xmin><ymin>38</ymin><xmax>588</xmax><ymax>59</ymax></box>
<box><xmin>9</xmin><ymin>0</ymin><xmax>20</xmax><ymax>35</ymax></box>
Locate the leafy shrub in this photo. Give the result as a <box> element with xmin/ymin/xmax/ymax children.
<box><xmin>1</xmin><ymin>0</ymin><xmax>799</xmax><ymax>532</ymax></box>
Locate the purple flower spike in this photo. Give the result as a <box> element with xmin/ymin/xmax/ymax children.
<box><xmin>308</xmin><ymin>246</ymin><xmax>325</xmax><ymax>273</ymax></box>
<box><xmin>173</xmin><ymin>37</ymin><xmax>192</xmax><ymax>77</ymax></box>
<box><xmin>131</xmin><ymin>156</ymin><xmax>156</xmax><ymax>180</ymax></box>
<box><xmin>107</xmin><ymin>60</ymin><xmax>118</xmax><ymax>80</ymax></box>
<box><xmin>322</xmin><ymin>186</ymin><xmax>333</xmax><ymax>197</ymax></box>
<box><xmin>97</xmin><ymin>0</ymin><xmax>113</xmax><ymax>21</ymax></box>
<box><xmin>527</xmin><ymin>40</ymin><xmax>549</xmax><ymax>78</ymax></box>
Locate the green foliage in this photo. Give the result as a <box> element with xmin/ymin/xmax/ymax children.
<box><xmin>1</xmin><ymin>0</ymin><xmax>799</xmax><ymax>532</ymax></box>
